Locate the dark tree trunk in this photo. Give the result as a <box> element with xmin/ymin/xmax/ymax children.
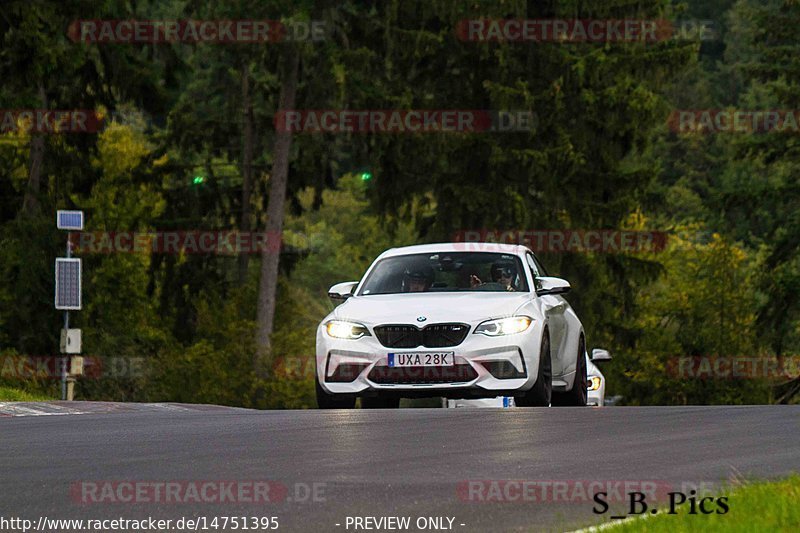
<box><xmin>238</xmin><ymin>63</ymin><xmax>255</xmax><ymax>284</ymax></box>
<box><xmin>255</xmin><ymin>48</ymin><xmax>300</xmax><ymax>373</ymax></box>
<box><xmin>21</xmin><ymin>84</ymin><xmax>47</xmax><ymax>217</ymax></box>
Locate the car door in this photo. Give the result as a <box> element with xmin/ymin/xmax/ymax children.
<box><xmin>526</xmin><ymin>253</ymin><xmax>568</xmax><ymax>377</ymax></box>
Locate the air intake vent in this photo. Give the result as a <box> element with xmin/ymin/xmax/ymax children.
<box><xmin>368</xmin><ymin>364</ymin><xmax>478</xmax><ymax>384</ymax></box>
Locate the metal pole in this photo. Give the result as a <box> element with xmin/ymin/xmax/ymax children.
<box><xmin>62</xmin><ymin>312</ymin><xmax>69</xmax><ymax>400</ymax></box>
<box><xmin>62</xmin><ymin>235</ymin><xmax>71</xmax><ymax>401</ymax></box>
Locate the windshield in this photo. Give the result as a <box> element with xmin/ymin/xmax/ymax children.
<box><xmin>358</xmin><ymin>252</ymin><xmax>529</xmax><ymax>295</ymax></box>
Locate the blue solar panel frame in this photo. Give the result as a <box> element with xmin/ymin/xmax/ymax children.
<box><xmin>55</xmin><ymin>258</ymin><xmax>82</xmax><ymax>310</ymax></box>
<box><xmin>57</xmin><ymin>210</ymin><xmax>84</xmax><ymax>230</ymax></box>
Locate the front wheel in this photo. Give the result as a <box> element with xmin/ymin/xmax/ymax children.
<box><xmin>552</xmin><ymin>336</ymin><xmax>587</xmax><ymax>407</ymax></box>
<box><xmin>316</xmin><ymin>377</ymin><xmax>356</xmax><ymax>409</ymax></box>
<box><xmin>516</xmin><ymin>329</ymin><xmax>552</xmax><ymax>407</ymax></box>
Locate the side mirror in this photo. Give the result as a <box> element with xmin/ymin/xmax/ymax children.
<box><xmin>591</xmin><ymin>348</ymin><xmax>612</xmax><ymax>363</ymax></box>
<box><xmin>535</xmin><ymin>276</ymin><xmax>571</xmax><ymax>296</ymax></box>
<box><xmin>328</xmin><ymin>281</ymin><xmax>358</xmax><ymax>302</ymax></box>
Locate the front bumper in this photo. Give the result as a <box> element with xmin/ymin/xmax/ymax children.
<box><xmin>316</xmin><ymin>320</ymin><xmax>543</xmax><ymax>398</ymax></box>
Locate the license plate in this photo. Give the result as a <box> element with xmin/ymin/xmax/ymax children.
<box><xmin>388</xmin><ymin>352</ymin><xmax>454</xmax><ymax>367</ymax></box>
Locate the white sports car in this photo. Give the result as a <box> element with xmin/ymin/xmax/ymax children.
<box><xmin>315</xmin><ymin>243</ymin><xmax>588</xmax><ymax>408</ymax></box>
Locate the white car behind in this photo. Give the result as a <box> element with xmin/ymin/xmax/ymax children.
<box><xmin>587</xmin><ymin>349</ymin><xmax>611</xmax><ymax>406</ymax></box>
<box><xmin>446</xmin><ymin>349</ymin><xmax>612</xmax><ymax>407</ymax></box>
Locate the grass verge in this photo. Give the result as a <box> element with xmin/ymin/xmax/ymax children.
<box><xmin>595</xmin><ymin>475</ymin><xmax>799</xmax><ymax>532</ymax></box>
<box><xmin>0</xmin><ymin>386</ymin><xmax>54</xmax><ymax>401</ymax></box>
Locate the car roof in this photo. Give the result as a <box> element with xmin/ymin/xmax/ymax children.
<box><xmin>378</xmin><ymin>242</ymin><xmax>529</xmax><ymax>259</ymax></box>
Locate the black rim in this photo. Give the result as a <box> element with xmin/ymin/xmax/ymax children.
<box><xmin>542</xmin><ymin>334</ymin><xmax>552</xmax><ymax>402</ymax></box>
<box><xmin>578</xmin><ymin>338</ymin><xmax>587</xmax><ymax>403</ymax></box>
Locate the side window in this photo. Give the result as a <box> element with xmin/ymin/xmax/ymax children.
<box><xmin>532</xmin><ymin>254</ymin><xmax>549</xmax><ymax>276</ymax></box>
<box><xmin>526</xmin><ymin>253</ymin><xmax>540</xmax><ymax>278</ymax></box>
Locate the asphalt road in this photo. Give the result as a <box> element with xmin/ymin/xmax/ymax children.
<box><xmin>1</xmin><ymin>403</ymin><xmax>799</xmax><ymax>532</ymax></box>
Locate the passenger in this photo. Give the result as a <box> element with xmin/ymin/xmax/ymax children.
<box><xmin>402</xmin><ymin>264</ymin><xmax>435</xmax><ymax>292</ymax></box>
<box><xmin>470</xmin><ymin>261</ymin><xmax>517</xmax><ymax>291</ymax></box>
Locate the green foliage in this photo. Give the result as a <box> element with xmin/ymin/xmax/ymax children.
<box><xmin>613</xmin><ymin>230</ymin><xmax>771</xmax><ymax>404</ymax></box>
<box><xmin>0</xmin><ymin>0</ymin><xmax>797</xmax><ymax>408</ymax></box>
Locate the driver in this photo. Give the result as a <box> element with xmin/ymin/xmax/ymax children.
<box><xmin>402</xmin><ymin>263</ymin><xmax>435</xmax><ymax>292</ymax></box>
<box><xmin>470</xmin><ymin>260</ymin><xmax>517</xmax><ymax>291</ymax></box>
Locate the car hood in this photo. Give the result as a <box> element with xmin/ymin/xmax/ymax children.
<box><xmin>333</xmin><ymin>292</ymin><xmax>531</xmax><ymax>325</ymax></box>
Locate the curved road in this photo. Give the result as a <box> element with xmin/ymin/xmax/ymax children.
<box><xmin>1</xmin><ymin>403</ymin><xmax>798</xmax><ymax>532</ymax></box>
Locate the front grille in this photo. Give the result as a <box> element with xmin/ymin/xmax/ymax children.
<box><xmin>368</xmin><ymin>364</ymin><xmax>478</xmax><ymax>384</ymax></box>
<box><xmin>374</xmin><ymin>325</ymin><xmax>420</xmax><ymax>348</ymax></box>
<box><xmin>423</xmin><ymin>324</ymin><xmax>470</xmax><ymax>347</ymax></box>
<box><xmin>374</xmin><ymin>323</ymin><xmax>469</xmax><ymax>348</ymax></box>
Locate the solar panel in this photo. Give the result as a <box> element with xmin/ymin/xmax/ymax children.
<box><xmin>57</xmin><ymin>210</ymin><xmax>83</xmax><ymax>230</ymax></box>
<box><xmin>55</xmin><ymin>258</ymin><xmax>82</xmax><ymax>310</ymax></box>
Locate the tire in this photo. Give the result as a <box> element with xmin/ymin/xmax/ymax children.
<box><xmin>316</xmin><ymin>376</ymin><xmax>356</xmax><ymax>409</ymax></box>
<box><xmin>552</xmin><ymin>336</ymin><xmax>587</xmax><ymax>407</ymax></box>
<box><xmin>516</xmin><ymin>329</ymin><xmax>552</xmax><ymax>407</ymax></box>
<box><xmin>361</xmin><ymin>396</ymin><xmax>401</xmax><ymax>409</ymax></box>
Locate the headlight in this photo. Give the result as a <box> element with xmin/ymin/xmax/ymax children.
<box><xmin>588</xmin><ymin>376</ymin><xmax>602</xmax><ymax>391</ymax></box>
<box><xmin>325</xmin><ymin>320</ymin><xmax>370</xmax><ymax>339</ymax></box>
<box><xmin>474</xmin><ymin>316</ymin><xmax>532</xmax><ymax>336</ymax></box>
